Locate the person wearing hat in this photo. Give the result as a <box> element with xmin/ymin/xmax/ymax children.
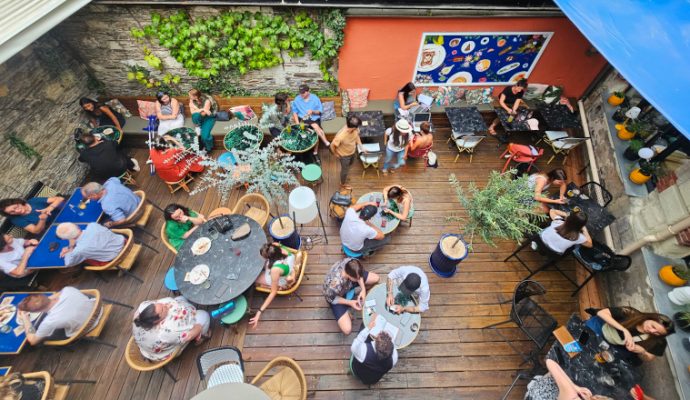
<box><xmin>385</xmin><ymin>266</ymin><xmax>430</xmax><ymax>314</ymax></box>
<box><xmin>291</xmin><ymin>84</ymin><xmax>331</xmax><ymax>164</ymax></box>
<box><xmin>382</xmin><ymin>120</ymin><xmax>413</xmax><ymax>174</ymax></box>
<box><xmin>340</xmin><ymin>203</ymin><xmax>390</xmax><ymax>256</ymax></box>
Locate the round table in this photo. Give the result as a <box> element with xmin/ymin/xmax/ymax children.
<box><xmin>224</xmin><ymin>125</ymin><xmax>263</xmax><ymax>151</ymax></box>
<box><xmin>191</xmin><ymin>383</ymin><xmax>270</xmax><ymax>400</ymax></box>
<box><xmin>75</xmin><ymin>125</ymin><xmax>122</xmax><ymax>151</ymax></box>
<box><xmin>167</xmin><ymin>127</ymin><xmax>198</xmax><ymax>149</ymax></box>
<box><xmin>355</xmin><ymin>192</ymin><xmax>400</xmax><ymax>235</ymax></box>
<box><xmin>173</xmin><ymin>215</ymin><xmax>268</xmax><ymax>306</ymax></box>
<box><xmin>278</xmin><ymin>124</ymin><xmax>317</xmax><ymax>153</ymax></box>
<box><xmin>361</xmin><ymin>284</ymin><xmax>421</xmax><ymax>349</ymax></box>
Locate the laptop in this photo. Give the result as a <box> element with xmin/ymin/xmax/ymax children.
<box><xmin>413</xmin><ymin>112</ymin><xmax>431</xmax><ymax>132</ymax></box>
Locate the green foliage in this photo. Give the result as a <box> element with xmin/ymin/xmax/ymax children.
<box><xmin>612</xmin><ymin>91</ymin><xmax>625</xmax><ymax>99</ymax></box>
<box><xmin>639</xmin><ymin>160</ymin><xmax>662</xmax><ymax>176</ymax></box>
<box><xmin>5</xmin><ymin>132</ymin><xmax>41</xmax><ymax>161</ymax></box>
<box><xmin>196</xmin><ymin>72</ymin><xmax>251</xmax><ymax>97</ymax></box>
<box><xmin>672</xmin><ymin>266</ymin><xmax>690</xmax><ymax>281</ymax></box>
<box><xmin>448</xmin><ymin>171</ymin><xmax>546</xmax><ymax>247</ymax></box>
<box><xmin>127</xmin><ymin>65</ymin><xmax>181</xmax><ymax>95</ymax></box>
<box><xmin>626</xmin><ymin>138</ymin><xmax>644</xmax><ymax>153</ymax></box>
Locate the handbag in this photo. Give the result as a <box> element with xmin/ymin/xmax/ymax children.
<box><xmin>210</xmin><ymin>215</ymin><xmax>234</xmax><ymax>234</ymax></box>
<box><xmin>215</xmin><ymin>111</ymin><xmax>230</xmax><ymax>121</ymax></box>
<box><xmin>426</xmin><ymin>150</ymin><xmax>438</xmax><ymax>168</ymax></box>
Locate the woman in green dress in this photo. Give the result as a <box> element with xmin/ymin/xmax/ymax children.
<box><xmin>163</xmin><ymin>204</ymin><xmax>206</xmax><ymax>250</ymax></box>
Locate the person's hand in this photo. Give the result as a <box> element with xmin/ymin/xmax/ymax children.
<box><xmin>357</xmin><ymin>290</ymin><xmax>366</xmax><ymax>305</ymax></box>
<box><xmin>386</xmin><ymin>293</ymin><xmax>394</xmax><ymax>307</ymax></box>
<box><xmin>622</xmin><ymin>328</ymin><xmax>635</xmax><ymax>351</ymax></box>
<box><xmin>368</xmin><ymin>313</ymin><xmax>378</xmax><ymax>329</ymax></box>
<box><xmin>104</xmin><ymin>221</ymin><xmax>113</xmax><ymax>228</ymax></box>
<box><xmin>575</xmin><ymin>386</ymin><xmax>592</xmax><ymax>399</ymax></box>
<box><xmin>555</xmin><ymin>198</ymin><xmax>566</xmax><ymax>205</ymax></box>
<box><xmin>180</xmin><ymin>215</ymin><xmax>189</xmax><ymax>223</ymax></box>
<box><xmin>630</xmin><ymin>385</ymin><xmax>645</xmax><ymax>400</ymax></box>
<box><xmin>249</xmin><ymin>312</ymin><xmax>261</xmax><ymax>329</ymax></box>
<box><xmin>391</xmin><ymin>305</ymin><xmax>403</xmax><ymax>314</ymax></box>
<box><xmin>17</xmin><ymin>311</ymin><xmax>30</xmax><ymax>325</ymax></box>
<box><xmin>403</xmin><ymin>154</ymin><xmax>408</xmax><ymax>160</ymax></box>
<box><xmin>59</xmin><ymin>247</ymin><xmax>71</xmax><ymax>258</ymax></box>
<box><xmin>25</xmin><ymin>246</ymin><xmax>36</xmax><ymax>255</ymax></box>
<box><xmin>382</xmin><ymin>208</ymin><xmax>391</xmax><ymax>214</ymax></box>
<box><xmin>37</xmin><ymin>207</ymin><xmax>52</xmax><ymax>216</ymax></box>
<box><xmin>307</xmin><ymin>110</ymin><xmax>313</xmax><ymax>116</ymax></box>
<box><xmin>38</xmin><ymin>213</ymin><xmax>48</xmax><ymax>221</ymax></box>
<box><xmin>351</xmin><ymin>299</ymin><xmax>362</xmax><ymax>311</ymax></box>
<box><xmin>27</xmin><ymin>239</ymin><xmax>39</xmax><ymax>246</ymax></box>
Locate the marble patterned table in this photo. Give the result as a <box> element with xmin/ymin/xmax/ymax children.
<box><xmin>347</xmin><ymin>111</ymin><xmax>386</xmax><ymax>138</ymax></box>
<box><xmin>537</xmin><ymin>103</ymin><xmax>582</xmax><ymax>130</ymax></box>
<box><xmin>495</xmin><ymin>108</ymin><xmax>531</xmax><ymax>131</ymax></box>
<box><xmin>445</xmin><ymin>107</ymin><xmax>488</xmax><ymax>134</ymax></box>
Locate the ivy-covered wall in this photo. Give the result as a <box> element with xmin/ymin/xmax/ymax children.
<box><xmin>56</xmin><ymin>5</ymin><xmax>344</xmax><ymax>97</ymax></box>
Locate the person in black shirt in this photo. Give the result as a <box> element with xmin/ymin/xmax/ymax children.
<box><xmin>488</xmin><ymin>78</ymin><xmax>528</xmax><ymax>136</ymax></box>
<box><xmin>77</xmin><ymin>132</ymin><xmax>139</xmax><ymax>182</ymax></box>
<box><xmin>79</xmin><ymin>98</ymin><xmax>126</xmax><ymax>133</ymax></box>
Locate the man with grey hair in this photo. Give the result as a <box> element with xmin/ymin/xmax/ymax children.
<box><xmin>81</xmin><ymin>177</ymin><xmax>140</xmax><ymax>227</ymax></box>
<box><xmin>56</xmin><ymin>222</ymin><xmax>125</xmax><ymax>266</ymax></box>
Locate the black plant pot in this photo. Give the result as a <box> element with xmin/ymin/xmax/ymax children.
<box><xmin>428</xmin><ymin>234</ymin><xmax>468</xmax><ymax>278</ymax></box>
<box><xmin>673</xmin><ymin>312</ymin><xmax>690</xmax><ymax>333</ymax></box>
<box><xmin>612</xmin><ymin>108</ymin><xmax>627</xmax><ymax>123</ymax></box>
<box><xmin>623</xmin><ymin>146</ymin><xmax>641</xmax><ymax>161</ymax></box>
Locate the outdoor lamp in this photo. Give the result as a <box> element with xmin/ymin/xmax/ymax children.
<box><xmin>288</xmin><ymin>186</ymin><xmax>328</xmax><ymax>244</ymax></box>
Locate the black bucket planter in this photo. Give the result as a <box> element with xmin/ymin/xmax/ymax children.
<box><xmin>428</xmin><ymin>234</ymin><xmax>468</xmax><ymax>278</ymax></box>
<box><xmin>623</xmin><ymin>145</ymin><xmax>641</xmax><ymax>161</ymax></box>
<box><xmin>268</xmin><ymin>215</ymin><xmax>301</xmax><ymax>249</ymax></box>
<box><xmin>673</xmin><ymin>312</ymin><xmax>690</xmax><ymax>333</ymax></box>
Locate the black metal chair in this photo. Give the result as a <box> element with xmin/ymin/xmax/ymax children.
<box><xmin>579</xmin><ymin>181</ymin><xmax>612</xmax><ymax>208</ymax></box>
<box><xmin>197</xmin><ymin>346</ymin><xmax>245</xmax><ymax>388</ymax></box>
<box><xmin>505</xmin><ymin>234</ymin><xmax>578</xmax><ymax>289</ymax></box>
<box><xmin>571</xmin><ymin>242</ymin><xmax>631</xmax><ymax>296</ymax></box>
<box><xmin>483</xmin><ymin>280</ymin><xmax>558</xmax><ymax>368</ymax></box>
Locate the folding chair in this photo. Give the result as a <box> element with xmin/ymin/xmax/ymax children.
<box><xmin>453</xmin><ymin>135</ymin><xmax>486</xmax><ymax>163</ymax></box>
<box><xmin>500</xmin><ymin>143</ymin><xmax>544</xmax><ymax>173</ymax></box>
<box><xmin>357</xmin><ymin>143</ymin><xmax>382</xmax><ymax>179</ymax></box>
<box><xmin>571</xmin><ymin>242</ymin><xmax>631</xmax><ymax>296</ymax></box>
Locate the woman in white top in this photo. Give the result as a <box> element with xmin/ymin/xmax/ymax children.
<box><xmin>382</xmin><ymin>119</ymin><xmax>413</xmax><ymax>174</ymax></box>
<box><xmin>540</xmin><ymin>209</ymin><xmax>592</xmax><ymax>254</ymax></box>
<box><xmin>155</xmin><ymin>91</ymin><xmax>185</xmax><ymax>136</ymax></box>
<box><xmin>249</xmin><ymin>243</ymin><xmax>297</xmax><ymax>329</ymax></box>
<box><xmin>528</xmin><ymin>168</ymin><xmax>568</xmax><ymax>213</ymax></box>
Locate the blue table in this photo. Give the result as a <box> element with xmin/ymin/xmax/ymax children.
<box><xmin>53</xmin><ymin>189</ymin><xmax>102</xmax><ymax>224</ymax></box>
<box><xmin>27</xmin><ymin>224</ymin><xmax>86</xmax><ymax>269</ymax></box>
<box><xmin>0</xmin><ymin>367</ymin><xmax>11</xmax><ymax>376</ymax></box>
<box><xmin>0</xmin><ymin>292</ymin><xmax>51</xmax><ymax>355</ymax></box>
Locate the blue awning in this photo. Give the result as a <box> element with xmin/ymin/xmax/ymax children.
<box><xmin>554</xmin><ymin>0</ymin><xmax>690</xmax><ymax>138</ymax></box>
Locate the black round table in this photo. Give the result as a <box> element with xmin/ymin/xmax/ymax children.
<box><xmin>173</xmin><ymin>215</ymin><xmax>267</xmax><ymax>306</ymax></box>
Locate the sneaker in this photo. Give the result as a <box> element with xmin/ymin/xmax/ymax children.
<box><xmin>130</xmin><ymin>158</ymin><xmax>141</xmax><ymax>172</ymax></box>
<box><xmin>194</xmin><ymin>127</ymin><xmax>201</xmax><ymax>136</ymax></box>
<box><xmin>382</xmin><ymin>169</ymin><xmax>389</xmax><ymax>175</ymax></box>
<box><xmin>530</xmin><ymin>241</ymin><xmax>538</xmax><ymax>251</ymax></box>
<box><xmin>313</xmin><ymin>154</ymin><xmax>321</xmax><ymax>165</ymax></box>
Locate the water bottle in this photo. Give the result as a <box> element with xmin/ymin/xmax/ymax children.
<box><xmin>211</xmin><ymin>300</ymin><xmax>236</xmax><ymax>319</ymax></box>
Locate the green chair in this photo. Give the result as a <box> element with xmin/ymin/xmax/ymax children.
<box><xmin>301</xmin><ymin>164</ymin><xmax>323</xmax><ymax>186</ymax></box>
<box><xmin>220</xmin><ymin>295</ymin><xmax>248</xmax><ymax>332</ymax></box>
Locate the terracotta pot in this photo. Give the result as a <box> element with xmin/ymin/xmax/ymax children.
<box><xmin>659</xmin><ymin>265</ymin><xmax>688</xmax><ymax>286</ymax></box>
<box><xmin>608</xmin><ymin>94</ymin><xmax>624</xmax><ymax>106</ymax></box>
<box><xmin>617</xmin><ymin>126</ymin><xmax>635</xmax><ymax>140</ymax></box>
<box><xmin>629</xmin><ymin>168</ymin><xmax>651</xmax><ymax>185</ymax></box>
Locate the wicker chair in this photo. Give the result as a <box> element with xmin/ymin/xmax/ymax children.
<box><xmin>121</xmin><ymin>191</ymin><xmax>154</xmax><ymax>229</ymax></box>
<box><xmin>44</xmin><ymin>289</ymin><xmax>115</xmax><ymax>348</ymax></box>
<box><xmin>232</xmin><ymin>193</ymin><xmax>271</xmax><ymax>228</ymax></box>
<box><xmin>160</xmin><ymin>223</ymin><xmax>178</xmax><ymax>255</ymax></box>
<box><xmin>125</xmin><ymin>336</ymin><xmax>180</xmax><ymax>381</ymax></box>
<box><xmin>208</xmin><ymin>207</ymin><xmax>233</xmax><ymax>219</ymax></box>
<box><xmin>250</xmin><ymin>357</ymin><xmax>307</xmax><ymax>400</ymax></box>
<box><xmin>20</xmin><ymin>371</ymin><xmax>56</xmax><ymax>400</ymax></box>
<box><xmin>84</xmin><ymin>229</ymin><xmax>142</xmax><ymax>282</ymax></box>
<box><xmin>255</xmin><ymin>248</ymin><xmax>308</xmax><ymax>301</ymax></box>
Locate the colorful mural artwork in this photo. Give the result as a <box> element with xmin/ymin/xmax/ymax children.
<box><xmin>413</xmin><ymin>32</ymin><xmax>553</xmax><ymax>86</ymax></box>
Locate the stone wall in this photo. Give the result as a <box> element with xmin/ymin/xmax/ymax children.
<box><xmin>55</xmin><ymin>5</ymin><xmax>331</xmax><ymax>97</ymax></box>
<box><xmin>0</xmin><ymin>36</ymin><xmax>90</xmax><ymax>199</ymax></box>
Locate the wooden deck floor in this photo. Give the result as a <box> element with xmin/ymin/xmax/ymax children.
<box><xmin>2</xmin><ymin>122</ymin><xmax>595</xmax><ymax>400</ymax></box>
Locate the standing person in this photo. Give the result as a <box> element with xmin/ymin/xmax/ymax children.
<box><xmin>382</xmin><ymin>120</ymin><xmax>413</xmax><ymax>175</ymax></box>
<box><xmin>0</xmin><ymin>195</ymin><xmax>64</xmax><ymax>235</ymax></box>
<box><xmin>188</xmin><ymin>89</ymin><xmax>217</xmax><ymax>151</ymax></box>
<box><xmin>81</xmin><ymin>179</ymin><xmax>141</xmax><ymax>228</ymax></box>
<box><xmin>330</xmin><ymin>115</ymin><xmax>363</xmax><ymax>185</ymax></box>
<box><xmin>249</xmin><ymin>243</ymin><xmax>298</xmax><ymax>329</ymax></box>
<box><xmin>268</xmin><ymin>92</ymin><xmax>292</xmax><ymax>137</ymax></box>
<box><xmin>407</xmin><ymin>121</ymin><xmax>434</xmax><ymax>161</ymax></box>
<box><xmin>539</xmin><ymin>209</ymin><xmax>593</xmax><ymax>255</ymax></box>
<box><xmin>78</xmin><ymin>132</ymin><xmax>140</xmax><ymax>182</ymax></box>
<box><xmin>79</xmin><ymin>98</ymin><xmax>126</xmax><ymax>133</ymax></box>
<box><xmin>340</xmin><ymin>203</ymin><xmax>389</xmax><ymax>256</ymax></box>
<box><xmin>350</xmin><ymin>317</ymin><xmax>398</xmax><ymax>385</ymax></box>
<box><xmin>393</xmin><ymin>82</ymin><xmax>418</xmax><ymax>117</ymax></box>
<box><xmin>488</xmin><ymin>79</ymin><xmax>528</xmax><ymax>137</ymax></box>
<box><xmin>385</xmin><ymin>266</ymin><xmax>430</xmax><ymax>314</ymax></box>
<box><xmin>322</xmin><ymin>258</ymin><xmax>380</xmax><ymax>335</ymax></box>
<box><xmin>155</xmin><ymin>91</ymin><xmax>184</xmax><ymax>136</ymax></box>
<box><xmin>528</xmin><ymin>168</ymin><xmax>568</xmax><ymax>213</ymax></box>
<box><xmin>291</xmin><ymin>84</ymin><xmax>331</xmax><ymax>164</ymax></box>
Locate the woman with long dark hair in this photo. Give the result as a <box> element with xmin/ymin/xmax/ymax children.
<box><xmin>382</xmin><ymin>184</ymin><xmax>414</xmax><ymax>221</ymax></box>
<box><xmin>163</xmin><ymin>204</ymin><xmax>206</xmax><ymax>250</ymax></box>
<box><xmin>528</xmin><ymin>168</ymin><xmax>568</xmax><ymax>212</ymax></box>
<box><xmin>393</xmin><ymin>82</ymin><xmax>418</xmax><ymax>116</ymax></box>
<box><xmin>188</xmin><ymin>88</ymin><xmax>217</xmax><ymax>151</ymax></box>
<box><xmin>539</xmin><ymin>209</ymin><xmax>592</xmax><ymax>254</ymax></box>
<box><xmin>79</xmin><ymin>98</ymin><xmax>125</xmax><ymax>133</ymax></box>
<box><xmin>155</xmin><ymin>91</ymin><xmax>184</xmax><ymax>135</ymax></box>
<box><xmin>249</xmin><ymin>242</ymin><xmax>299</xmax><ymax>329</ymax></box>
<box><xmin>382</xmin><ymin>119</ymin><xmax>413</xmax><ymax>174</ymax></box>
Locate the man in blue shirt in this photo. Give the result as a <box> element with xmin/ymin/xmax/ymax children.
<box><xmin>81</xmin><ymin>178</ymin><xmax>140</xmax><ymax>227</ymax></box>
<box><xmin>291</xmin><ymin>84</ymin><xmax>331</xmax><ymax>164</ymax></box>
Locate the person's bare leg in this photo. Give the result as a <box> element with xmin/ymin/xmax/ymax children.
<box><xmin>365</xmin><ymin>271</ymin><xmax>380</xmax><ymax>287</ymax></box>
<box><xmin>311</xmin><ymin>122</ymin><xmax>330</xmax><ymax>147</ymax></box>
<box><xmin>337</xmin><ymin>312</ymin><xmax>353</xmax><ymax>335</ymax></box>
<box><xmin>488</xmin><ymin>118</ymin><xmax>499</xmax><ymax>135</ymax></box>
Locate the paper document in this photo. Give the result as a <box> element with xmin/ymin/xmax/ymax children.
<box><xmin>418</xmin><ymin>94</ymin><xmax>433</xmax><ymax>107</ymax></box>
<box><xmin>369</xmin><ymin>315</ymin><xmax>399</xmax><ymax>341</ymax></box>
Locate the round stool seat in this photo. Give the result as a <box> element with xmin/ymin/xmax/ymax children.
<box><xmin>220</xmin><ymin>295</ymin><xmax>248</xmax><ymax>326</ymax></box>
<box><xmin>301</xmin><ymin>164</ymin><xmax>322</xmax><ymax>183</ymax></box>
<box><xmin>164</xmin><ymin>267</ymin><xmax>178</xmax><ymax>291</ymax></box>
<box><xmin>218</xmin><ymin>152</ymin><xmax>237</xmax><ymax>170</ymax></box>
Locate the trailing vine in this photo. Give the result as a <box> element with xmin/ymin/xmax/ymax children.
<box><xmin>5</xmin><ymin>132</ymin><xmax>41</xmax><ymax>162</ymax></box>
<box><xmin>129</xmin><ymin>9</ymin><xmax>345</xmax><ymax>92</ymax></box>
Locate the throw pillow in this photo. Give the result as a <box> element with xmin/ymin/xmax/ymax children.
<box><xmin>346</xmin><ymin>88</ymin><xmax>369</xmax><ymax>109</ymax></box>
<box><xmin>106</xmin><ymin>99</ymin><xmax>132</xmax><ymax>118</ymax></box>
<box><xmin>322</xmin><ymin>101</ymin><xmax>336</xmax><ymax>121</ymax></box>
<box><xmin>479</xmin><ymin>86</ymin><xmax>494</xmax><ymax>104</ymax></box>
<box><xmin>464</xmin><ymin>89</ymin><xmax>483</xmax><ymax>105</ymax></box>
<box><xmin>341</xmin><ymin>91</ymin><xmax>351</xmax><ymax>114</ymax></box>
<box><xmin>136</xmin><ymin>100</ymin><xmax>157</xmax><ymax>120</ymax></box>
<box><xmin>229</xmin><ymin>105</ymin><xmax>257</xmax><ymax>121</ymax></box>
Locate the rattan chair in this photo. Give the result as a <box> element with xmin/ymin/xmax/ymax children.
<box><xmin>250</xmin><ymin>356</ymin><xmax>307</xmax><ymax>400</ymax></box>
<box><xmin>120</xmin><ymin>191</ymin><xmax>155</xmax><ymax>241</ymax></box>
<box><xmin>208</xmin><ymin>207</ymin><xmax>233</xmax><ymax>219</ymax></box>
<box><xmin>21</xmin><ymin>371</ymin><xmax>54</xmax><ymax>400</ymax></box>
<box><xmin>84</xmin><ymin>229</ymin><xmax>142</xmax><ymax>282</ymax></box>
<box><xmin>255</xmin><ymin>248</ymin><xmax>308</xmax><ymax>301</ymax></box>
<box><xmin>197</xmin><ymin>346</ymin><xmax>245</xmax><ymax>388</ymax></box>
<box><xmin>44</xmin><ymin>289</ymin><xmax>115</xmax><ymax>348</ymax></box>
<box><xmin>125</xmin><ymin>336</ymin><xmax>180</xmax><ymax>381</ymax></box>
<box><xmin>232</xmin><ymin>193</ymin><xmax>271</xmax><ymax>228</ymax></box>
<box><xmin>160</xmin><ymin>223</ymin><xmax>178</xmax><ymax>255</ymax></box>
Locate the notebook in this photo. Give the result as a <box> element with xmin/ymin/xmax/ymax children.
<box><xmin>369</xmin><ymin>314</ymin><xmax>400</xmax><ymax>342</ymax></box>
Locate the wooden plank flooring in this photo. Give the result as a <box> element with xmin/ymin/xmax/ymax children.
<box><xmin>1</xmin><ymin>121</ymin><xmax>595</xmax><ymax>399</ymax></box>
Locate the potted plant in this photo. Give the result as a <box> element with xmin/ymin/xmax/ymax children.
<box><xmin>629</xmin><ymin>160</ymin><xmax>660</xmax><ymax>185</ymax></box>
<box><xmin>623</xmin><ymin>139</ymin><xmax>645</xmax><ymax>161</ymax></box>
<box><xmin>659</xmin><ymin>264</ymin><xmax>690</xmax><ymax>286</ymax></box>
<box><xmin>608</xmin><ymin>91</ymin><xmax>625</xmax><ymax>106</ymax></box>
<box><xmin>616</xmin><ymin>123</ymin><xmax>635</xmax><ymax>141</ymax></box>
<box><xmin>673</xmin><ymin>311</ymin><xmax>690</xmax><ymax>332</ymax></box>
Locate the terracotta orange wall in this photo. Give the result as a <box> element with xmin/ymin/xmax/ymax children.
<box><xmin>338</xmin><ymin>17</ymin><xmax>606</xmax><ymax>100</ymax></box>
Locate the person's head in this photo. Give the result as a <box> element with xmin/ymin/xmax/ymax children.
<box><xmin>0</xmin><ymin>198</ymin><xmax>28</xmax><ymax>217</ymax></box>
<box><xmin>151</xmin><ymin>136</ymin><xmax>171</xmax><ymax>151</ymax></box>
<box><xmin>81</xmin><ymin>182</ymin><xmax>105</xmax><ymax>201</ymax></box>
<box><xmin>387</xmin><ymin>186</ymin><xmax>407</xmax><ymax>201</ymax></box>
<box><xmin>0</xmin><ymin>234</ymin><xmax>12</xmax><ymax>251</ymax></box>
<box><xmin>514</xmin><ymin>78</ymin><xmax>528</xmax><ymax>92</ymax></box>
<box><xmin>546</xmin><ymin>168</ymin><xmax>567</xmax><ymax>186</ymax></box>
<box><xmin>274</xmin><ymin>92</ymin><xmax>289</xmax><ymax>106</ymax></box>
<box><xmin>399</xmin><ymin>273</ymin><xmax>421</xmax><ymax>296</ymax></box>
<box><xmin>133</xmin><ymin>303</ymin><xmax>167</xmax><ymax>330</ymax></box>
<box><xmin>555</xmin><ymin>211</ymin><xmax>588</xmax><ymax>241</ymax></box>
<box><xmin>156</xmin><ymin>91</ymin><xmax>171</xmax><ymax>104</ymax></box>
<box><xmin>18</xmin><ymin>294</ymin><xmax>51</xmax><ymax>313</ymax></box>
<box><xmin>343</xmin><ymin>258</ymin><xmax>364</xmax><ymax>281</ymax></box>
<box><xmin>624</xmin><ymin>311</ymin><xmax>674</xmax><ymax>337</ymax></box>
<box><xmin>400</xmin><ymin>82</ymin><xmax>416</xmax><ymax>96</ymax></box>
<box><xmin>392</xmin><ymin>119</ymin><xmax>412</xmax><ymax>147</ymax></box>
<box><xmin>346</xmin><ymin>115</ymin><xmax>362</xmax><ymax>129</ymax></box>
<box><xmin>298</xmin><ymin>84</ymin><xmax>310</xmax><ymax>99</ymax></box>
<box><xmin>374</xmin><ymin>331</ymin><xmax>394</xmax><ymax>360</ymax></box>
<box><xmin>419</xmin><ymin>121</ymin><xmax>431</xmax><ymax>135</ymax></box>
<box><xmin>260</xmin><ymin>243</ymin><xmax>285</xmax><ymax>264</ymax></box>
<box><xmin>163</xmin><ymin>204</ymin><xmax>190</xmax><ymax>222</ymax></box>
<box><xmin>359</xmin><ymin>205</ymin><xmax>377</xmax><ymax>221</ymax></box>
<box><xmin>80</xmin><ymin>132</ymin><xmax>97</xmax><ymax>147</ymax></box>
<box><xmin>56</xmin><ymin>223</ymin><xmax>82</xmax><ymax>240</ymax></box>
<box><xmin>79</xmin><ymin>97</ymin><xmax>99</xmax><ymax>113</ymax></box>
<box><xmin>188</xmin><ymin>88</ymin><xmax>202</xmax><ymax>101</ymax></box>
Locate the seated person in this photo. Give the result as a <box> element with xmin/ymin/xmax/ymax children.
<box><xmin>188</xmin><ymin>88</ymin><xmax>217</xmax><ymax>151</ymax></box>
<box><xmin>386</xmin><ymin>266</ymin><xmax>430</xmax><ymax>314</ymax></box>
<box><xmin>407</xmin><ymin>121</ymin><xmax>433</xmax><ymax>159</ymax></box>
<box><xmin>17</xmin><ymin>286</ymin><xmax>98</xmax><ymax>345</ymax></box>
<box><xmin>340</xmin><ymin>203</ymin><xmax>389</xmax><ymax>255</ymax></box>
<box><xmin>155</xmin><ymin>91</ymin><xmax>185</xmax><ymax>136</ymax></box>
<box><xmin>0</xmin><ymin>195</ymin><xmax>65</xmax><ymax>235</ymax></box>
<box><xmin>291</xmin><ymin>84</ymin><xmax>331</xmax><ymax>163</ymax></box>
<box><xmin>393</xmin><ymin>82</ymin><xmax>418</xmax><ymax>117</ymax></box>
<box><xmin>81</xmin><ymin>178</ymin><xmax>141</xmax><ymax>228</ymax></box>
<box><xmin>382</xmin><ymin>184</ymin><xmax>414</xmax><ymax>222</ymax></box>
<box><xmin>0</xmin><ymin>234</ymin><xmax>38</xmax><ymax>292</ymax></box>
<box><xmin>78</xmin><ymin>132</ymin><xmax>139</xmax><ymax>182</ymax></box>
<box><xmin>528</xmin><ymin>168</ymin><xmax>567</xmax><ymax>213</ymax></box>
<box><xmin>79</xmin><ymin>97</ymin><xmax>126</xmax><ymax>133</ymax></box>
<box><xmin>56</xmin><ymin>222</ymin><xmax>125</xmax><ymax>267</ymax></box>
<box><xmin>323</xmin><ymin>258</ymin><xmax>379</xmax><ymax>335</ymax></box>
<box><xmin>163</xmin><ymin>204</ymin><xmax>206</xmax><ymax>251</ymax></box>
<box><xmin>267</xmin><ymin>92</ymin><xmax>292</xmax><ymax>137</ymax></box>
<box><xmin>249</xmin><ymin>243</ymin><xmax>299</xmax><ymax>329</ymax></box>
<box><xmin>539</xmin><ymin>209</ymin><xmax>593</xmax><ymax>254</ymax></box>
<box><xmin>132</xmin><ymin>296</ymin><xmax>210</xmax><ymax>361</ymax></box>
<box><xmin>351</xmin><ymin>317</ymin><xmax>398</xmax><ymax>385</ymax></box>
<box><xmin>488</xmin><ymin>78</ymin><xmax>528</xmax><ymax>137</ymax></box>
<box><xmin>526</xmin><ymin>359</ymin><xmax>602</xmax><ymax>400</ymax></box>
<box><xmin>586</xmin><ymin>306</ymin><xmax>674</xmax><ymax>364</ymax></box>
<box><xmin>149</xmin><ymin>137</ymin><xmax>204</xmax><ymax>183</ymax></box>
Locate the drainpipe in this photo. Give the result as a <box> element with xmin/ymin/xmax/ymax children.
<box><xmin>618</xmin><ymin>217</ymin><xmax>690</xmax><ymax>256</ymax></box>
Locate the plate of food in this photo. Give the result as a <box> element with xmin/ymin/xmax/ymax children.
<box><xmin>448</xmin><ymin>71</ymin><xmax>473</xmax><ymax>84</ymax></box>
<box><xmin>189</xmin><ymin>264</ymin><xmax>210</xmax><ymax>285</ymax></box>
<box><xmin>191</xmin><ymin>237</ymin><xmax>212</xmax><ymax>256</ymax></box>
<box><xmin>475</xmin><ymin>59</ymin><xmax>491</xmax><ymax>73</ymax></box>
<box><xmin>103</xmin><ymin>128</ymin><xmax>114</xmax><ymax>135</ymax></box>
<box><xmin>0</xmin><ymin>305</ymin><xmax>16</xmax><ymax>327</ymax></box>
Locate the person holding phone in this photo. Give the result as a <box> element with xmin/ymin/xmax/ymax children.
<box><xmin>385</xmin><ymin>266</ymin><xmax>430</xmax><ymax>314</ymax></box>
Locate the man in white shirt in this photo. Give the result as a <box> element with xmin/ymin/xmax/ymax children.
<box><xmin>17</xmin><ymin>286</ymin><xmax>99</xmax><ymax>344</ymax></box>
<box><xmin>386</xmin><ymin>266</ymin><xmax>430</xmax><ymax>314</ymax></box>
<box><xmin>56</xmin><ymin>222</ymin><xmax>125</xmax><ymax>267</ymax></box>
<box><xmin>340</xmin><ymin>203</ymin><xmax>389</xmax><ymax>255</ymax></box>
<box><xmin>0</xmin><ymin>234</ymin><xmax>37</xmax><ymax>278</ymax></box>
<box><xmin>350</xmin><ymin>314</ymin><xmax>398</xmax><ymax>385</ymax></box>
